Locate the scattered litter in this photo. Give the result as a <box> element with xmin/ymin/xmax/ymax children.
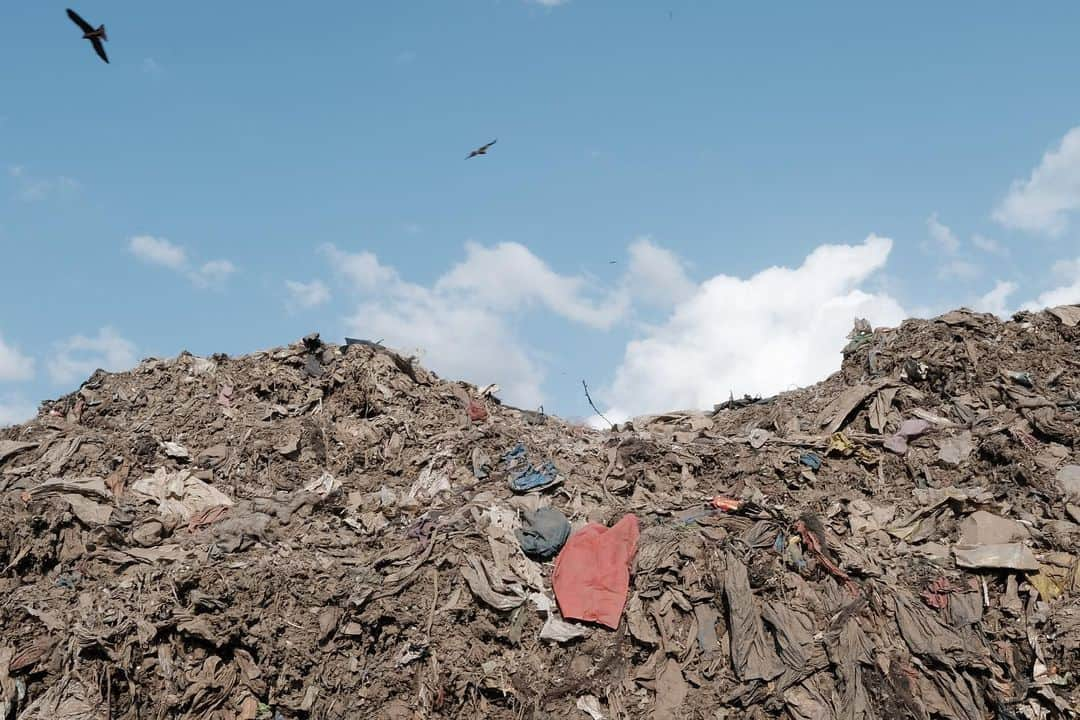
<box><xmin>957</xmin><ymin>511</ymin><xmax>1029</xmax><ymax>545</ymax></box>
<box><xmin>1057</xmin><ymin>464</ymin><xmax>1080</xmax><ymax>502</ymax></box>
<box><xmin>576</xmin><ymin>694</ymin><xmax>605</xmax><ymax>720</ymax></box>
<box><xmin>467</xmin><ymin>400</ymin><xmax>488</xmax><ymax>422</ymax></box>
<box><xmin>748</xmin><ymin>428</ymin><xmax>771</xmax><ymax>449</ymax></box>
<box><xmin>515</xmin><ymin>506</ymin><xmax>570</xmax><ymax>560</ymax></box>
<box><xmin>936</xmin><ymin>431</ymin><xmax>975</xmax><ymax>466</ymax></box>
<box><xmin>883</xmin><ymin>418</ymin><xmax>931</xmax><ymax>455</ymax></box>
<box><xmin>0</xmin><ymin>440</ymin><xmax>37</xmax><ymax>465</ymax></box>
<box><xmin>1006</xmin><ymin>370</ymin><xmax>1035</xmax><ymax>388</ymax></box>
<box><xmin>130</xmin><ymin>468</ymin><xmax>234</xmax><ymax>521</ymax></box>
<box><xmin>509</xmin><ymin>461</ymin><xmax>560</xmax><ymax>494</ymax></box>
<box><xmin>531</xmin><ymin>593</ymin><xmax>590</xmax><ymax>643</ymax></box>
<box><xmin>552</xmin><ymin>514</ymin><xmax>639</xmax><ymax>628</ymax></box>
<box><xmin>710</xmin><ymin>496</ymin><xmax>742</xmax><ymax>511</ymax></box>
<box><xmin>0</xmin><ymin>309</ymin><xmax>1077</xmax><ymax>719</ymax></box>
<box><xmin>304</xmin><ymin>471</ymin><xmax>340</xmax><ymax>496</ymax></box>
<box><xmin>161</xmin><ymin>441</ymin><xmax>190</xmax><ymax>460</ymax></box>
<box><xmin>1047</xmin><ymin>303</ymin><xmax>1080</xmax><ymax>326</ymax></box>
<box><xmin>953</xmin><ymin>543</ymin><xmax>1040</xmax><ymax>571</ymax></box>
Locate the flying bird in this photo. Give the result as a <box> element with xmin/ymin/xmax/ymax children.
<box><xmin>466</xmin><ymin>139</ymin><xmax>497</xmax><ymax>159</ymax></box>
<box><xmin>66</xmin><ymin>8</ymin><xmax>109</xmax><ymax>64</ymax></box>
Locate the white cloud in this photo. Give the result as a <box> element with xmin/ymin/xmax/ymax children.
<box><xmin>285</xmin><ymin>279</ymin><xmax>331</xmax><ymax>310</ymax></box>
<box><xmin>938</xmin><ymin>259</ymin><xmax>980</xmax><ymax>280</ymax></box>
<box><xmin>994</xmin><ymin>127</ymin><xmax>1080</xmax><ymax>235</ymax></box>
<box><xmin>533</xmin><ymin>0</ymin><xmax>570</xmax><ymax>5</ymax></box>
<box><xmin>624</xmin><ymin>237</ymin><xmax>695</xmax><ymax>307</ymax></box>
<box><xmin>324</xmin><ymin>241</ymin><xmax>630</xmax><ymax>408</ymax></box>
<box><xmin>1021</xmin><ymin>257</ymin><xmax>1080</xmax><ymax>310</ymax></box>
<box><xmin>142</xmin><ymin>57</ymin><xmax>161</xmax><ymax>74</ymax></box>
<box><xmin>972</xmin><ymin>234</ymin><xmax>1008</xmax><ymax>256</ymax></box>
<box><xmin>129</xmin><ymin>235</ymin><xmax>187</xmax><ymax>270</ymax></box>
<box><xmin>924</xmin><ymin>214</ymin><xmax>982</xmax><ymax>280</ymax></box>
<box><xmin>0</xmin><ymin>334</ymin><xmax>34</xmax><ymax>382</ymax></box>
<box><xmin>192</xmin><ymin>260</ymin><xmax>236</xmax><ymax>288</ymax></box>
<box><xmin>8</xmin><ymin>165</ymin><xmax>80</xmax><ymax>202</ymax></box>
<box><xmin>0</xmin><ymin>395</ymin><xmax>36</xmax><ymax>428</ymax></box>
<box><xmin>321</xmin><ymin>245</ymin><xmax>400</xmax><ymax>292</ymax></box>
<box><xmin>435</xmin><ymin>242</ymin><xmax>628</xmax><ymax>328</ymax></box>
<box><xmin>48</xmin><ymin>327</ymin><xmax>137</xmax><ymax>386</ymax></box>
<box><xmin>975</xmin><ymin>280</ymin><xmax>1018</xmax><ymax>318</ymax></box>
<box><xmin>600</xmin><ymin>236</ymin><xmax>908</xmax><ymax>422</ymax></box>
<box><xmin>128</xmin><ymin>235</ymin><xmax>235</xmax><ymax>288</ymax></box>
<box><xmin>353</xmin><ymin>293</ymin><xmax>546</xmax><ymax>409</ymax></box>
<box><xmin>927</xmin><ymin>213</ymin><xmax>960</xmax><ymax>254</ymax></box>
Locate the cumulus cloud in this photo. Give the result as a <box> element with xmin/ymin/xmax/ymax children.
<box><xmin>927</xmin><ymin>213</ymin><xmax>960</xmax><ymax>254</ymax></box>
<box><xmin>129</xmin><ymin>235</ymin><xmax>187</xmax><ymax>269</ymax></box>
<box><xmin>624</xmin><ymin>237</ymin><xmax>695</xmax><ymax>308</ymax></box>
<box><xmin>324</xmin><ymin>241</ymin><xmax>630</xmax><ymax>408</ymax></box>
<box><xmin>972</xmin><ymin>234</ymin><xmax>1008</xmax><ymax>256</ymax></box>
<box><xmin>975</xmin><ymin>280</ymin><xmax>1019</xmax><ymax>318</ymax></box>
<box><xmin>48</xmin><ymin>327</ymin><xmax>137</xmax><ymax>386</ymax></box>
<box><xmin>924</xmin><ymin>214</ymin><xmax>982</xmax><ymax>279</ymax></box>
<box><xmin>939</xmin><ymin>259</ymin><xmax>980</xmax><ymax>280</ymax></box>
<box><xmin>128</xmin><ymin>235</ymin><xmax>235</xmax><ymax>288</ymax></box>
<box><xmin>192</xmin><ymin>260</ymin><xmax>236</xmax><ymax>287</ymax></box>
<box><xmin>285</xmin><ymin>279</ymin><xmax>331</xmax><ymax>310</ymax></box>
<box><xmin>0</xmin><ymin>395</ymin><xmax>36</xmax><ymax>428</ymax></box>
<box><xmin>1021</xmin><ymin>257</ymin><xmax>1080</xmax><ymax>310</ymax></box>
<box><xmin>0</xmin><ymin>334</ymin><xmax>34</xmax><ymax>382</ymax></box>
<box><xmin>435</xmin><ymin>242</ymin><xmax>628</xmax><ymax>328</ymax></box>
<box><xmin>994</xmin><ymin>127</ymin><xmax>1080</xmax><ymax>235</ymax></box>
<box><xmin>600</xmin><ymin>236</ymin><xmax>908</xmax><ymax>422</ymax></box>
<box><xmin>320</xmin><ymin>245</ymin><xmax>399</xmax><ymax>292</ymax></box>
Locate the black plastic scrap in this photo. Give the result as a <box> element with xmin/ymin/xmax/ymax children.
<box><xmin>514</xmin><ymin>507</ymin><xmax>570</xmax><ymax>560</ymax></box>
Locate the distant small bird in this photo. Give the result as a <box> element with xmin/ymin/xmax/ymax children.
<box><xmin>466</xmin><ymin>139</ymin><xmax>497</xmax><ymax>159</ymax></box>
<box><xmin>66</xmin><ymin>8</ymin><xmax>109</xmax><ymax>64</ymax></box>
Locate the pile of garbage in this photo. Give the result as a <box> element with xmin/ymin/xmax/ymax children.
<box><xmin>1</xmin><ymin>305</ymin><xmax>1078</xmax><ymax>720</ymax></box>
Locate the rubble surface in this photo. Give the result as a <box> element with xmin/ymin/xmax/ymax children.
<box><xmin>1</xmin><ymin>307</ymin><xmax>1079</xmax><ymax>719</ymax></box>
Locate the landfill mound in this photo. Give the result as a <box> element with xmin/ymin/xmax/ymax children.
<box><xmin>1</xmin><ymin>306</ymin><xmax>1079</xmax><ymax>720</ymax></box>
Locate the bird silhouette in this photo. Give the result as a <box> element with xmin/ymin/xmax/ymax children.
<box><xmin>66</xmin><ymin>8</ymin><xmax>109</xmax><ymax>64</ymax></box>
<box><xmin>466</xmin><ymin>139</ymin><xmax>497</xmax><ymax>159</ymax></box>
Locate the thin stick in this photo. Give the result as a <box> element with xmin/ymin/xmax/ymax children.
<box><xmin>582</xmin><ymin>380</ymin><xmax>614</xmax><ymax>429</ymax></box>
<box><xmin>426</xmin><ymin>569</ymin><xmax>439</xmax><ymax>638</ymax></box>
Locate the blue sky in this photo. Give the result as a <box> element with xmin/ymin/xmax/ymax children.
<box><xmin>2</xmin><ymin>1</ymin><xmax>1080</xmax><ymax>424</ymax></box>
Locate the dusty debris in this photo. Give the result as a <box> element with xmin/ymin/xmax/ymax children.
<box><xmin>953</xmin><ymin>543</ymin><xmax>1040</xmax><ymax>571</ymax></box>
<box><xmin>0</xmin><ymin>309</ymin><xmax>1077</xmax><ymax>719</ymax></box>
<box><xmin>130</xmin><ymin>467</ymin><xmax>234</xmax><ymax>521</ymax></box>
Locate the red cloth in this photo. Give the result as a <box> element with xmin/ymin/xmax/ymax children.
<box><xmin>467</xmin><ymin>400</ymin><xmax>488</xmax><ymax>422</ymax></box>
<box><xmin>552</xmin><ymin>514</ymin><xmax>639</xmax><ymax>629</ymax></box>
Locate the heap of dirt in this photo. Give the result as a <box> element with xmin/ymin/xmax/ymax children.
<box><xmin>1</xmin><ymin>307</ymin><xmax>1079</xmax><ymax>720</ymax></box>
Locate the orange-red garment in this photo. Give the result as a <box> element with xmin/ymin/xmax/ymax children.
<box><xmin>552</xmin><ymin>514</ymin><xmax>640</xmax><ymax>629</ymax></box>
<box><xmin>467</xmin><ymin>400</ymin><xmax>488</xmax><ymax>422</ymax></box>
<box><xmin>711</xmin><ymin>496</ymin><xmax>742</xmax><ymax>511</ymax></box>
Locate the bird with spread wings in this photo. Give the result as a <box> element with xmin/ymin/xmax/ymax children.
<box><xmin>66</xmin><ymin>8</ymin><xmax>109</xmax><ymax>64</ymax></box>
<box><xmin>466</xmin><ymin>139</ymin><xmax>497</xmax><ymax>159</ymax></box>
